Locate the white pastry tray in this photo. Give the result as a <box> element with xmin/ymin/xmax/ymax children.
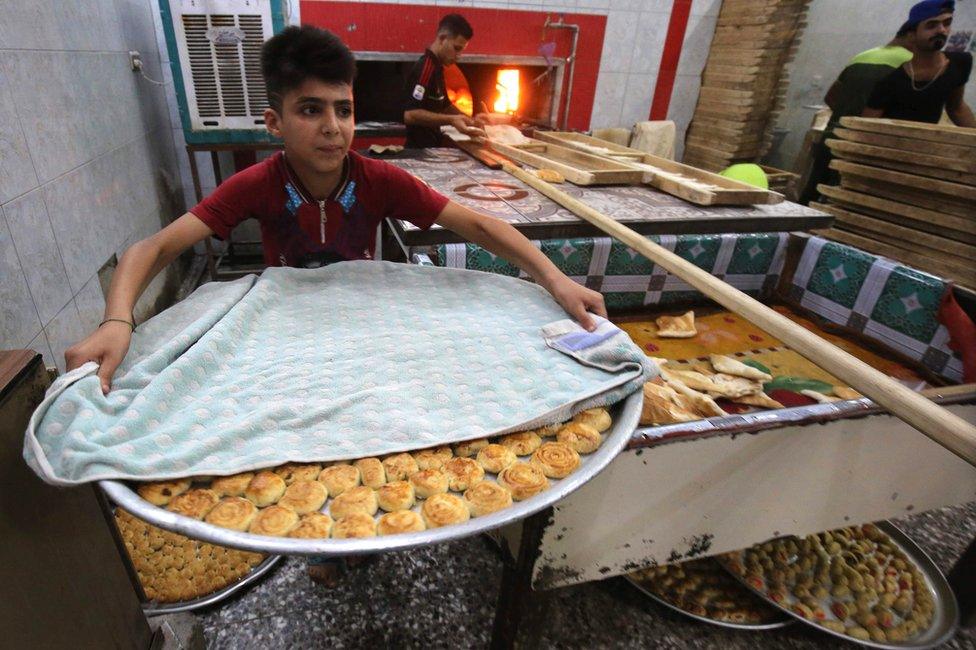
<box><xmin>719</xmin><ymin>522</ymin><xmax>959</xmax><ymax>649</ymax></box>
<box><xmin>100</xmin><ymin>391</ymin><xmax>642</xmax><ymax>556</ymax></box>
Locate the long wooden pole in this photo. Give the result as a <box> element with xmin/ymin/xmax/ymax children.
<box><xmin>502</xmin><ymin>162</ymin><xmax>976</xmax><ymax>468</ymax></box>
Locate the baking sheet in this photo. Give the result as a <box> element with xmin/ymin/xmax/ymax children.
<box><xmin>100</xmin><ymin>391</ymin><xmax>642</xmax><ymax>556</ymax></box>
<box><xmin>141</xmin><ymin>555</ymin><xmax>282</xmax><ymax>615</ymax></box>
<box><xmin>718</xmin><ymin>522</ymin><xmax>959</xmax><ymax>649</ymax></box>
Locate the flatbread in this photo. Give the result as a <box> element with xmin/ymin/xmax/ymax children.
<box><xmin>801</xmin><ymin>389</ymin><xmax>840</xmax><ymax>404</ymax></box>
<box><xmin>655</xmin><ymin>311</ymin><xmax>697</xmax><ymax>338</ymax></box>
<box><xmin>709</xmin><ymin>354</ymin><xmax>772</xmax><ymax>382</ymax></box>
<box><xmin>486</xmin><ymin>124</ymin><xmax>530</xmax><ymax>145</ymax></box>
<box><xmin>732</xmin><ymin>391</ymin><xmax>785</xmax><ymax>410</ymax></box>
<box><xmin>709</xmin><ymin>373</ymin><xmax>763</xmax><ymax>399</ymax></box>
<box><xmin>640</xmin><ymin>380</ymin><xmax>700</xmax><ymax>425</ymax></box>
<box><xmin>665</xmin><ymin>377</ymin><xmax>728</xmax><ymax>418</ymax></box>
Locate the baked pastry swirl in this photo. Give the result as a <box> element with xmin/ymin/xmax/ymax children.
<box><xmin>332</xmin><ymin>512</ymin><xmax>376</xmax><ymax>539</ymax></box>
<box><xmin>274</xmin><ymin>463</ymin><xmax>322</xmax><ymax>485</ymax></box>
<box><xmin>167</xmin><ymin>488</ymin><xmax>220</xmax><ymax>519</ymax></box>
<box><xmin>244</xmin><ymin>471</ymin><xmax>286</xmax><ymax>506</ymax></box>
<box><xmin>248</xmin><ymin>504</ymin><xmax>299</xmax><ymax>536</ymax></box>
<box><xmin>138</xmin><ymin>479</ymin><xmax>191</xmax><ymax>506</ymax></box>
<box><xmin>318</xmin><ymin>464</ymin><xmax>360</xmax><ymax>496</ymax></box>
<box><xmin>377</xmin><ymin>480</ymin><xmax>416</xmax><ymax>512</ymax></box>
<box><xmin>410</xmin><ymin>469</ymin><xmax>449</xmax><ymax>498</ymax></box>
<box><xmin>531</xmin><ymin>442</ymin><xmax>581</xmax><ymax>479</ymax></box>
<box><xmin>413</xmin><ymin>446</ymin><xmax>453</xmax><ymax>470</ymax></box>
<box><xmin>354</xmin><ymin>457</ymin><xmax>386</xmax><ymax>489</ymax></box>
<box><xmin>499</xmin><ymin>431</ymin><xmax>542</xmax><ymax>456</ymax></box>
<box><xmin>209</xmin><ymin>473</ymin><xmax>254</xmax><ymax>497</ymax></box>
<box><xmin>442</xmin><ymin>457</ymin><xmax>485</xmax><ymax>492</ymax></box>
<box><xmin>573</xmin><ymin>407</ymin><xmax>612</xmax><ymax>433</ymax></box>
<box><xmin>288</xmin><ymin>513</ymin><xmax>333</xmax><ymax>539</ymax></box>
<box><xmin>377</xmin><ymin>511</ymin><xmax>426</xmax><ymax>536</ymax></box>
<box><xmin>463</xmin><ymin>481</ymin><xmax>513</xmax><ymax>517</ymax></box>
<box><xmin>204</xmin><ymin>497</ymin><xmax>258</xmax><ymax>531</ymax></box>
<box><xmin>330</xmin><ymin>485</ymin><xmax>379</xmax><ymax>519</ymax></box>
<box><xmin>536</xmin><ymin>424</ymin><xmax>561</xmax><ymax>438</ymax></box>
<box><xmin>453</xmin><ymin>438</ymin><xmax>489</xmax><ymax>458</ymax></box>
<box><xmin>278</xmin><ymin>480</ymin><xmax>328</xmax><ymax>514</ymax></box>
<box><xmin>556</xmin><ymin>422</ymin><xmax>602</xmax><ymax>454</ymax></box>
<box><xmin>421</xmin><ymin>493</ymin><xmax>470</xmax><ymax>528</ymax></box>
<box><xmin>382</xmin><ymin>453</ymin><xmax>419</xmax><ymax>481</ymax></box>
<box><xmin>476</xmin><ymin>444</ymin><xmax>517</xmax><ymax>474</ymax></box>
<box><xmin>497</xmin><ymin>462</ymin><xmax>549</xmax><ymax>501</ymax></box>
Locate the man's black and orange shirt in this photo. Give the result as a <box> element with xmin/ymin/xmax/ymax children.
<box><xmin>403</xmin><ymin>49</ymin><xmax>452</xmax><ymax>148</ymax></box>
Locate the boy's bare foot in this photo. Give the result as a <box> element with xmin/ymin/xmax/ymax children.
<box><xmin>308</xmin><ymin>561</ymin><xmax>342</xmax><ymax>587</ymax></box>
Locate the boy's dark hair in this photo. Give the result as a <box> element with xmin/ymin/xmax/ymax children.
<box><xmin>261</xmin><ymin>25</ymin><xmax>356</xmax><ymax>111</ymax></box>
<box><xmin>438</xmin><ymin>13</ymin><xmax>473</xmax><ymax>40</ymax></box>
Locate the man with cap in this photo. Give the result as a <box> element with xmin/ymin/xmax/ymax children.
<box><xmin>864</xmin><ymin>0</ymin><xmax>974</xmax><ymax>126</ymax></box>
<box><xmin>403</xmin><ymin>13</ymin><xmax>488</xmax><ymax>148</ymax></box>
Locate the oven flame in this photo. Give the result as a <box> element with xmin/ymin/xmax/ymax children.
<box><xmin>493</xmin><ymin>69</ymin><xmax>520</xmax><ymax>114</ymax></box>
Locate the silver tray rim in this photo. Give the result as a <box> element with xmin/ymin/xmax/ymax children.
<box><xmin>624</xmin><ymin>574</ymin><xmax>794</xmax><ymax>631</ymax></box>
<box><xmin>719</xmin><ymin>521</ymin><xmax>959</xmax><ymax>649</ymax></box>
<box><xmin>100</xmin><ymin>390</ymin><xmax>642</xmax><ymax>556</ymax></box>
<box><xmin>141</xmin><ymin>554</ymin><xmax>283</xmax><ymax>615</ymax></box>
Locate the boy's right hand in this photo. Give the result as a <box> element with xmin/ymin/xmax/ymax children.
<box><xmin>450</xmin><ymin>115</ymin><xmax>486</xmax><ymax>140</ymax></box>
<box><xmin>64</xmin><ymin>321</ymin><xmax>133</xmax><ymax>394</ymax></box>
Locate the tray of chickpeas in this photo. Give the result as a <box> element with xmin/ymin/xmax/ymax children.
<box><xmin>99</xmin><ymin>394</ymin><xmax>641</xmax><ymax>556</ymax></box>
<box><xmin>717</xmin><ymin>523</ymin><xmax>958</xmax><ymax>649</ymax></box>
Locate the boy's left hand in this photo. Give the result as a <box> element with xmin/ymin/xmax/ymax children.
<box><xmin>545</xmin><ymin>275</ymin><xmax>607</xmax><ymax>332</ymax></box>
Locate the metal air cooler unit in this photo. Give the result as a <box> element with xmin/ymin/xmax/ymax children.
<box><xmin>159</xmin><ymin>0</ymin><xmax>287</xmax><ymax>144</ymax></box>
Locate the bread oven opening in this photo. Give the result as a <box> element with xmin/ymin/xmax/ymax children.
<box><xmin>352</xmin><ymin>53</ymin><xmax>564</xmax><ymax>129</ymax></box>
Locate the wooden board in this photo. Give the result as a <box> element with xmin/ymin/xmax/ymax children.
<box><xmin>487</xmin><ymin>138</ymin><xmax>644</xmax><ymax>186</ymax></box>
<box><xmin>838</xmin><ymin>175</ymin><xmax>976</xmax><ymax>219</ymax></box>
<box><xmin>829</xmin><ymin>160</ymin><xmax>976</xmax><ymax>202</ymax></box>
<box><xmin>812</xmin><ymin>202</ymin><xmax>976</xmax><ymax>262</ymax></box>
<box><xmin>825</xmin><ymin>139</ymin><xmax>976</xmax><ymax>185</ymax></box>
<box><xmin>815</xmin><ymin>228</ymin><xmax>976</xmax><ymax>289</ymax></box>
<box><xmin>534</xmin><ymin>131</ymin><xmax>781</xmax><ymax>206</ymax></box>
<box><xmin>833</xmin><ymin>127</ymin><xmax>976</xmax><ymax>165</ymax></box>
<box><xmin>817</xmin><ymin>184</ymin><xmax>976</xmax><ymax>244</ymax></box>
<box><xmin>826</xmin><ymin>138</ymin><xmax>976</xmax><ymax>175</ymax></box>
<box><xmin>839</xmin><ymin>117</ymin><xmax>976</xmax><ymax>148</ymax></box>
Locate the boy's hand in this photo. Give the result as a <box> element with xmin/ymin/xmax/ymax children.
<box><xmin>64</xmin><ymin>321</ymin><xmax>133</xmax><ymax>394</ymax></box>
<box><xmin>450</xmin><ymin>115</ymin><xmax>486</xmax><ymax>139</ymax></box>
<box><xmin>544</xmin><ymin>275</ymin><xmax>607</xmax><ymax>332</ymax></box>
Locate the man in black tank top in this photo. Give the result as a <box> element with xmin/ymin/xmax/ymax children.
<box><xmin>864</xmin><ymin>0</ymin><xmax>974</xmax><ymax>126</ymax></box>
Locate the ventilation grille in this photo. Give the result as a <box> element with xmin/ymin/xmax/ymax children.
<box><xmin>182</xmin><ymin>13</ymin><xmax>268</xmax><ymax>119</ymax></box>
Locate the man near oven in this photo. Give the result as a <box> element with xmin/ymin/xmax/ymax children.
<box><xmin>403</xmin><ymin>13</ymin><xmax>488</xmax><ymax>148</ymax></box>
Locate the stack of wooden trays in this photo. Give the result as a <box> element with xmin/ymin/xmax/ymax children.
<box><xmin>683</xmin><ymin>0</ymin><xmax>811</xmax><ymax>172</ymax></box>
<box><xmin>814</xmin><ymin>117</ymin><xmax>976</xmax><ymax>289</ymax></box>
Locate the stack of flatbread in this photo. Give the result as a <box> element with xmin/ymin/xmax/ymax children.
<box><xmin>640</xmin><ymin>354</ymin><xmax>783</xmax><ymax>426</ymax></box>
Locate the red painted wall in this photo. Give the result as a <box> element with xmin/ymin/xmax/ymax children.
<box><xmin>299</xmin><ymin>1</ymin><xmax>606</xmax><ymax>131</ymax></box>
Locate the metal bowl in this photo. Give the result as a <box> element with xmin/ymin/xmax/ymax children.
<box><xmin>100</xmin><ymin>390</ymin><xmax>642</xmax><ymax>556</ymax></box>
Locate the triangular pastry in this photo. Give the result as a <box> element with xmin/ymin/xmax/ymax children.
<box><xmin>655</xmin><ymin>311</ymin><xmax>697</xmax><ymax>338</ymax></box>
<box><xmin>709</xmin><ymin>354</ymin><xmax>773</xmax><ymax>382</ymax></box>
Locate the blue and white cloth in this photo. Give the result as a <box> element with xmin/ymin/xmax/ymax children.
<box><xmin>25</xmin><ymin>262</ymin><xmax>654</xmax><ymax>486</ymax></box>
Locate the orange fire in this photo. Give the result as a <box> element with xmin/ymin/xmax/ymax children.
<box><xmin>443</xmin><ymin>64</ymin><xmax>474</xmax><ymax>116</ymax></box>
<box><xmin>493</xmin><ymin>69</ymin><xmax>520</xmax><ymax>114</ymax></box>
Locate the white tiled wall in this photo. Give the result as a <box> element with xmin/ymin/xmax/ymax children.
<box><xmin>0</xmin><ymin>0</ymin><xmax>184</xmax><ymax>371</ymax></box>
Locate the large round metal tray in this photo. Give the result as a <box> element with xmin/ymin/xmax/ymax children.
<box><xmin>141</xmin><ymin>554</ymin><xmax>283</xmax><ymax>615</ymax></box>
<box><xmin>625</xmin><ymin>574</ymin><xmax>794</xmax><ymax>631</ymax></box>
<box><xmin>100</xmin><ymin>391</ymin><xmax>642</xmax><ymax>556</ymax></box>
<box><xmin>720</xmin><ymin>522</ymin><xmax>959</xmax><ymax>649</ymax></box>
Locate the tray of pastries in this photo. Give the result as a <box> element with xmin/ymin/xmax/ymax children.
<box><xmin>115</xmin><ymin>508</ymin><xmax>281</xmax><ymax>613</ymax></box>
<box><xmin>627</xmin><ymin>557</ymin><xmax>793</xmax><ymax>630</ymax></box>
<box><xmin>717</xmin><ymin>522</ymin><xmax>958</xmax><ymax>648</ymax></box>
<box><xmin>100</xmin><ymin>392</ymin><xmax>640</xmax><ymax>556</ymax></box>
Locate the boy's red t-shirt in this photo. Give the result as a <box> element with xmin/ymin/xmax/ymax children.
<box><xmin>190</xmin><ymin>151</ymin><xmax>448</xmax><ymax>267</ymax></box>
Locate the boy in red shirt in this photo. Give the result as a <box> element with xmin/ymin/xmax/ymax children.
<box><xmin>65</xmin><ymin>26</ymin><xmax>605</xmax><ymax>390</ymax></box>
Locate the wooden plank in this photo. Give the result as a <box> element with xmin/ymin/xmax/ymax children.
<box><xmin>826</xmin><ymin>139</ymin><xmax>976</xmax><ymax>185</ymax></box>
<box><xmin>811</xmin><ymin>202</ymin><xmax>976</xmax><ymax>262</ymax></box>
<box><xmin>839</xmin><ymin>117</ymin><xmax>976</xmax><ymax>148</ymax></box>
<box><xmin>817</xmin><ymin>185</ymin><xmax>976</xmax><ymax>243</ymax></box>
<box><xmin>533</xmin><ymin>131</ymin><xmax>782</xmax><ymax>206</ymax></box>
<box><xmin>826</xmin><ymin>137</ymin><xmax>976</xmax><ymax>174</ymax></box>
<box><xmin>838</xmin><ymin>176</ymin><xmax>976</xmax><ymax>219</ymax></box>
<box><xmin>834</xmin><ymin>127</ymin><xmax>976</xmax><ymax>164</ymax></box>
<box><xmin>829</xmin><ymin>160</ymin><xmax>976</xmax><ymax>202</ymax></box>
<box><xmin>488</xmin><ymin>138</ymin><xmax>644</xmax><ymax>186</ymax></box>
<box><xmin>815</xmin><ymin>228</ymin><xmax>976</xmax><ymax>289</ymax></box>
